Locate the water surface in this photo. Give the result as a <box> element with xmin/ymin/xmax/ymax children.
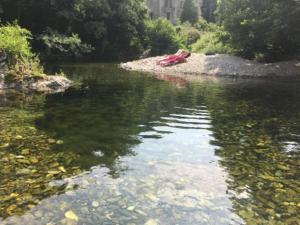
<box><xmin>0</xmin><ymin>64</ymin><xmax>299</xmax><ymax>224</ymax></box>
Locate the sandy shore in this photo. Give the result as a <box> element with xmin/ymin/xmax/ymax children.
<box><xmin>120</xmin><ymin>53</ymin><xmax>300</xmax><ymax>78</ymax></box>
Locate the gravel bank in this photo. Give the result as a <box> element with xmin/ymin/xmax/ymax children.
<box><xmin>121</xmin><ymin>53</ymin><xmax>300</xmax><ymax>78</ymax></box>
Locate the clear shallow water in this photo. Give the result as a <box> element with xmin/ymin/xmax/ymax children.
<box><xmin>0</xmin><ymin>64</ymin><xmax>300</xmax><ymax>224</ymax></box>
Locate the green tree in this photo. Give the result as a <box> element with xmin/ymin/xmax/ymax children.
<box><xmin>146</xmin><ymin>18</ymin><xmax>183</xmax><ymax>56</ymax></box>
<box><xmin>201</xmin><ymin>0</ymin><xmax>217</xmax><ymax>22</ymax></box>
<box><xmin>216</xmin><ymin>0</ymin><xmax>300</xmax><ymax>61</ymax></box>
<box><xmin>180</xmin><ymin>0</ymin><xmax>199</xmax><ymax>24</ymax></box>
<box><xmin>0</xmin><ymin>0</ymin><xmax>149</xmax><ymax>60</ymax></box>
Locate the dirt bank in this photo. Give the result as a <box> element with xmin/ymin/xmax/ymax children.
<box><xmin>120</xmin><ymin>54</ymin><xmax>300</xmax><ymax>78</ymax></box>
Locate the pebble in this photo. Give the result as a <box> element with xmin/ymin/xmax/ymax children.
<box><xmin>92</xmin><ymin>201</ymin><xmax>99</xmax><ymax>208</ymax></box>
<box><xmin>144</xmin><ymin>219</ymin><xmax>158</xmax><ymax>225</ymax></box>
<box><xmin>65</xmin><ymin>210</ymin><xmax>79</xmax><ymax>222</ymax></box>
<box><xmin>81</xmin><ymin>206</ymin><xmax>89</xmax><ymax>214</ymax></box>
<box><xmin>127</xmin><ymin>206</ymin><xmax>135</xmax><ymax>211</ymax></box>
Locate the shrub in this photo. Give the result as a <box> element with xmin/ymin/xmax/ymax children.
<box><xmin>0</xmin><ymin>23</ymin><xmax>44</xmax><ymax>78</ymax></box>
<box><xmin>0</xmin><ymin>23</ymin><xmax>33</xmax><ymax>62</ymax></box>
<box><xmin>37</xmin><ymin>29</ymin><xmax>94</xmax><ymax>59</ymax></box>
<box><xmin>193</xmin><ymin>18</ymin><xmax>218</xmax><ymax>32</ymax></box>
<box><xmin>177</xmin><ymin>22</ymin><xmax>201</xmax><ymax>49</ymax></box>
<box><xmin>192</xmin><ymin>27</ymin><xmax>235</xmax><ymax>54</ymax></box>
<box><xmin>146</xmin><ymin>18</ymin><xmax>184</xmax><ymax>56</ymax></box>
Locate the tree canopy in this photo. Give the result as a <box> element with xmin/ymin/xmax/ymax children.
<box><xmin>180</xmin><ymin>0</ymin><xmax>199</xmax><ymax>24</ymax></box>
<box><xmin>201</xmin><ymin>0</ymin><xmax>217</xmax><ymax>22</ymax></box>
<box><xmin>0</xmin><ymin>0</ymin><xmax>149</xmax><ymax>60</ymax></box>
<box><xmin>1</xmin><ymin>0</ymin><xmax>299</xmax><ymax>61</ymax></box>
<box><xmin>217</xmin><ymin>0</ymin><xmax>300</xmax><ymax>61</ymax></box>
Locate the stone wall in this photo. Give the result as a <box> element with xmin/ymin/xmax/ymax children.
<box><xmin>147</xmin><ymin>0</ymin><xmax>203</xmax><ymax>24</ymax></box>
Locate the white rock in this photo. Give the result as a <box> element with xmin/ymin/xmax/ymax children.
<box><xmin>92</xmin><ymin>201</ymin><xmax>99</xmax><ymax>208</ymax></box>
<box><xmin>144</xmin><ymin>219</ymin><xmax>158</xmax><ymax>225</ymax></box>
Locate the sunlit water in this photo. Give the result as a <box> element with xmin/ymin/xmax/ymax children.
<box><xmin>0</xmin><ymin>64</ymin><xmax>299</xmax><ymax>224</ymax></box>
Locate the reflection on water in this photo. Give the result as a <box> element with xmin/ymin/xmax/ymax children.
<box><xmin>0</xmin><ymin>64</ymin><xmax>300</xmax><ymax>224</ymax></box>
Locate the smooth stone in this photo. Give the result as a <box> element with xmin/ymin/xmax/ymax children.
<box><xmin>127</xmin><ymin>206</ymin><xmax>135</xmax><ymax>211</ymax></box>
<box><xmin>92</xmin><ymin>201</ymin><xmax>99</xmax><ymax>208</ymax></box>
<box><xmin>81</xmin><ymin>207</ymin><xmax>89</xmax><ymax>214</ymax></box>
<box><xmin>65</xmin><ymin>210</ymin><xmax>79</xmax><ymax>222</ymax></box>
<box><xmin>144</xmin><ymin>219</ymin><xmax>158</xmax><ymax>225</ymax></box>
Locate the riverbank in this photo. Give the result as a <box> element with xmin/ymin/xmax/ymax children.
<box><xmin>121</xmin><ymin>54</ymin><xmax>300</xmax><ymax>78</ymax></box>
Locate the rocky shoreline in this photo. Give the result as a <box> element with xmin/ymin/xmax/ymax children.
<box><xmin>0</xmin><ymin>73</ymin><xmax>73</xmax><ymax>93</ymax></box>
<box><xmin>121</xmin><ymin>53</ymin><xmax>300</xmax><ymax>78</ymax></box>
<box><xmin>0</xmin><ymin>67</ymin><xmax>72</xmax><ymax>94</ymax></box>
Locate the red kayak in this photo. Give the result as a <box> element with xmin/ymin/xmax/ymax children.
<box><xmin>157</xmin><ymin>51</ymin><xmax>191</xmax><ymax>67</ymax></box>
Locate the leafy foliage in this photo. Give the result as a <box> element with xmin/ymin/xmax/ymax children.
<box><xmin>180</xmin><ymin>0</ymin><xmax>199</xmax><ymax>24</ymax></box>
<box><xmin>0</xmin><ymin>0</ymin><xmax>149</xmax><ymax>60</ymax></box>
<box><xmin>146</xmin><ymin>18</ymin><xmax>184</xmax><ymax>56</ymax></box>
<box><xmin>0</xmin><ymin>23</ymin><xmax>44</xmax><ymax>77</ymax></box>
<box><xmin>192</xmin><ymin>25</ymin><xmax>235</xmax><ymax>54</ymax></box>
<box><xmin>201</xmin><ymin>0</ymin><xmax>217</xmax><ymax>22</ymax></box>
<box><xmin>0</xmin><ymin>23</ymin><xmax>33</xmax><ymax>60</ymax></box>
<box><xmin>177</xmin><ymin>22</ymin><xmax>201</xmax><ymax>49</ymax></box>
<box><xmin>193</xmin><ymin>18</ymin><xmax>215</xmax><ymax>32</ymax></box>
<box><xmin>37</xmin><ymin>29</ymin><xmax>93</xmax><ymax>59</ymax></box>
<box><xmin>216</xmin><ymin>0</ymin><xmax>300</xmax><ymax>61</ymax></box>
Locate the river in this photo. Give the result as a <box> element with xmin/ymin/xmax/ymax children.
<box><xmin>0</xmin><ymin>63</ymin><xmax>299</xmax><ymax>224</ymax></box>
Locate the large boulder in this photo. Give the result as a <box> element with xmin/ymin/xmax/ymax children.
<box><xmin>27</xmin><ymin>75</ymin><xmax>73</xmax><ymax>93</ymax></box>
<box><xmin>0</xmin><ymin>50</ymin><xmax>72</xmax><ymax>93</ymax></box>
<box><xmin>0</xmin><ymin>74</ymin><xmax>73</xmax><ymax>93</ymax></box>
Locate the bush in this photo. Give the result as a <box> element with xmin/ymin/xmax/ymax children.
<box><xmin>0</xmin><ymin>23</ymin><xmax>44</xmax><ymax>77</ymax></box>
<box><xmin>0</xmin><ymin>23</ymin><xmax>33</xmax><ymax>62</ymax></box>
<box><xmin>177</xmin><ymin>22</ymin><xmax>201</xmax><ymax>49</ymax></box>
<box><xmin>193</xmin><ymin>18</ymin><xmax>218</xmax><ymax>32</ymax></box>
<box><xmin>146</xmin><ymin>18</ymin><xmax>184</xmax><ymax>56</ymax></box>
<box><xmin>192</xmin><ymin>27</ymin><xmax>235</xmax><ymax>54</ymax></box>
<box><xmin>37</xmin><ymin>29</ymin><xmax>94</xmax><ymax>59</ymax></box>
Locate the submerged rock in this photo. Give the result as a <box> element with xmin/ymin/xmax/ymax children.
<box><xmin>65</xmin><ymin>210</ymin><xmax>79</xmax><ymax>222</ymax></box>
<box><xmin>28</xmin><ymin>75</ymin><xmax>73</xmax><ymax>93</ymax></box>
<box><xmin>144</xmin><ymin>219</ymin><xmax>159</xmax><ymax>225</ymax></box>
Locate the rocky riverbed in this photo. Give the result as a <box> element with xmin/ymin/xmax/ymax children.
<box><xmin>121</xmin><ymin>53</ymin><xmax>300</xmax><ymax>78</ymax></box>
